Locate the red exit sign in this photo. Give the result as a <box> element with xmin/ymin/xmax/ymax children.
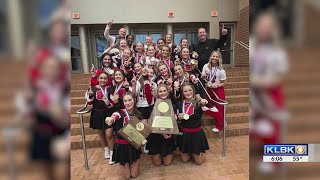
<box><xmin>211</xmin><ymin>11</ymin><xmax>218</xmax><ymax>17</ymax></box>
<box><xmin>168</xmin><ymin>12</ymin><xmax>174</xmax><ymax>17</ymax></box>
<box><xmin>72</xmin><ymin>13</ymin><xmax>80</xmax><ymax>19</ymax></box>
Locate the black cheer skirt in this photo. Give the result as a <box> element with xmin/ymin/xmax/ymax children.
<box><xmin>177</xmin><ymin>128</ymin><xmax>209</xmax><ymax>155</ymax></box>
<box><xmin>146</xmin><ymin>133</ymin><xmax>175</xmax><ymax>157</ymax></box>
<box><xmin>137</xmin><ymin>105</ymin><xmax>154</xmax><ymax>119</ymax></box>
<box><xmin>113</xmin><ymin>141</ymin><xmax>142</xmax><ymax>166</ymax></box>
<box><xmin>90</xmin><ymin>109</ymin><xmax>113</xmax><ymax>130</ymax></box>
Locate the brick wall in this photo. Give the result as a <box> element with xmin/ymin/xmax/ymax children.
<box><xmin>235</xmin><ymin>5</ymin><xmax>249</xmax><ymax>67</ymax></box>
<box><xmin>304</xmin><ymin>3</ymin><xmax>320</xmax><ymax>46</ymax></box>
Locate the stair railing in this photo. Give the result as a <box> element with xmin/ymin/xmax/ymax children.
<box><xmin>196</xmin><ymin>72</ymin><xmax>229</xmax><ymax>157</ymax></box>
<box><xmin>235</xmin><ymin>41</ymin><xmax>249</xmax><ymax>50</ymax></box>
<box><xmin>76</xmin><ymin>102</ymin><xmax>92</xmax><ymax>170</ymax></box>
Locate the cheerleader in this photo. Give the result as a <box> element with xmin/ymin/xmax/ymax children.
<box><xmin>131</xmin><ymin>67</ymin><xmax>157</xmax><ymax>121</ymax></box>
<box><xmin>156</xmin><ymin>38</ymin><xmax>166</xmax><ymax>59</ymax></box>
<box><xmin>105</xmin><ymin>92</ymin><xmax>145</xmax><ymax>179</ymax></box>
<box><xmin>29</xmin><ymin>56</ymin><xmax>69</xmax><ymax>180</ymax></box>
<box><xmin>147</xmin><ymin>67</ymin><xmax>157</xmax><ymax>82</ymax></box>
<box><xmin>201</xmin><ymin>50</ymin><xmax>226</xmax><ymax>132</ymax></box>
<box><xmin>122</xmin><ymin>48</ymin><xmax>133</xmax><ymax>68</ymax></box>
<box><xmin>133</xmin><ymin>62</ymin><xmax>144</xmax><ymax>80</ymax></box>
<box><xmin>173</xmin><ymin>64</ymin><xmax>201</xmax><ymax>101</ymax></box>
<box><xmin>120</xmin><ymin>59</ymin><xmax>134</xmax><ymax>82</ymax></box>
<box><xmin>159</xmin><ymin>45</ymin><xmax>175</xmax><ymax>73</ymax></box>
<box><xmin>172</xmin><ymin>38</ymin><xmax>185</xmax><ymax>58</ymax></box>
<box><xmin>154</xmin><ymin>62</ymin><xmax>173</xmax><ymax>92</ymax></box>
<box><xmin>107</xmin><ymin>70</ymin><xmax>128</xmax><ymax>110</ymax></box>
<box><xmin>145</xmin><ymin>45</ymin><xmax>160</xmax><ymax>69</ymax></box>
<box><xmin>134</xmin><ymin>42</ymin><xmax>145</xmax><ymax>64</ymax></box>
<box><xmin>119</xmin><ymin>39</ymin><xmax>128</xmax><ymax>56</ymax></box>
<box><xmin>85</xmin><ymin>71</ymin><xmax>115</xmax><ymax>164</ymax></box>
<box><xmin>146</xmin><ymin>85</ymin><xmax>175</xmax><ymax>166</ymax></box>
<box><xmin>90</xmin><ymin>53</ymin><xmax>117</xmax><ymax>87</ymax></box>
<box><xmin>157</xmin><ymin>38</ymin><xmax>166</xmax><ymax>49</ymax></box>
<box><xmin>176</xmin><ymin>82</ymin><xmax>209</xmax><ymax>165</ymax></box>
<box><xmin>179</xmin><ymin>47</ymin><xmax>198</xmax><ymax>74</ymax></box>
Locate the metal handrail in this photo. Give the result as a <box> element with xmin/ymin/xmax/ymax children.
<box><xmin>76</xmin><ymin>102</ymin><xmax>92</xmax><ymax>170</ymax></box>
<box><xmin>235</xmin><ymin>41</ymin><xmax>249</xmax><ymax>50</ymax></box>
<box><xmin>195</xmin><ymin>72</ymin><xmax>228</xmax><ymax>157</ymax></box>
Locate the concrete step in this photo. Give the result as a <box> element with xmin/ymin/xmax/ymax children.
<box><xmin>71</xmin><ymin>122</ymin><xmax>249</xmax><ymax>150</ymax></box>
<box><xmin>71</xmin><ymin>88</ymin><xmax>249</xmax><ymax>99</ymax></box>
<box><xmin>72</xmin><ymin>74</ymin><xmax>249</xmax><ymax>84</ymax></box>
<box><xmin>71</xmin><ymin>94</ymin><xmax>248</xmax><ymax>105</ymax></box>
<box><xmin>71</xmin><ymin>81</ymin><xmax>250</xmax><ymax>91</ymax></box>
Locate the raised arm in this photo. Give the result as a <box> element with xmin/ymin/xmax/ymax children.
<box><xmin>104</xmin><ymin>20</ymin><xmax>116</xmax><ymax>46</ymax></box>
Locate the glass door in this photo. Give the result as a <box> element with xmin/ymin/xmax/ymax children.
<box><xmin>135</xmin><ymin>31</ymin><xmax>162</xmax><ymax>45</ymax></box>
<box><xmin>71</xmin><ymin>34</ymin><xmax>82</xmax><ymax>73</ymax></box>
<box><xmin>93</xmin><ymin>33</ymin><xmax>118</xmax><ymax>68</ymax></box>
<box><xmin>219</xmin><ymin>23</ymin><xmax>235</xmax><ymax>66</ymax></box>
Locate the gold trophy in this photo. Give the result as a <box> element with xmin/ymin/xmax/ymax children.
<box><xmin>118</xmin><ymin>116</ymin><xmax>151</xmax><ymax>150</ymax></box>
<box><xmin>148</xmin><ymin>99</ymin><xmax>182</xmax><ymax>135</ymax></box>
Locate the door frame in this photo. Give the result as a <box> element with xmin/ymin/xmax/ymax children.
<box><xmin>219</xmin><ymin>22</ymin><xmax>235</xmax><ymax>68</ymax></box>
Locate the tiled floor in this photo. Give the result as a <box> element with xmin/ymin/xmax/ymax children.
<box><xmin>71</xmin><ymin>135</ymin><xmax>249</xmax><ymax>180</ymax></box>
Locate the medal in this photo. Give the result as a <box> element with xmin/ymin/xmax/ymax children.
<box><xmin>209</xmin><ymin>67</ymin><xmax>217</xmax><ymax>83</ymax></box>
<box><xmin>103</xmin><ymin>68</ymin><xmax>114</xmax><ymax>76</ymax></box>
<box><xmin>113</xmin><ymin>93</ymin><xmax>119</xmax><ymax>101</ymax></box>
<box><xmin>191</xmin><ymin>59</ymin><xmax>196</xmax><ymax>65</ymax></box>
<box><xmin>108</xmin><ymin>69</ymin><xmax>114</xmax><ymax>75</ymax></box>
<box><xmin>99</xmin><ymin>85</ymin><xmax>107</xmax><ymax>100</ymax></box>
<box><xmin>207</xmin><ymin>81</ymin><xmax>213</xmax><ymax>87</ymax></box>
<box><xmin>183</xmin><ymin>114</ymin><xmax>189</xmax><ymax>120</ymax></box>
<box><xmin>113</xmin><ymin>82</ymin><xmax>123</xmax><ymax>101</ymax></box>
<box><xmin>182</xmin><ymin>100</ymin><xmax>192</xmax><ymax>120</ymax></box>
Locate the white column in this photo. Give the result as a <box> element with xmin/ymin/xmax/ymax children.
<box><xmin>124</xmin><ymin>24</ymin><xmax>130</xmax><ymax>35</ymax></box>
<box><xmin>6</xmin><ymin>0</ymin><xmax>24</xmax><ymax>60</ymax></box>
<box><xmin>166</xmin><ymin>24</ymin><xmax>173</xmax><ymax>35</ymax></box>
<box><xmin>79</xmin><ymin>25</ymin><xmax>90</xmax><ymax>73</ymax></box>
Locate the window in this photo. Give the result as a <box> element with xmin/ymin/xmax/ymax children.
<box><xmin>95</xmin><ymin>34</ymin><xmax>108</xmax><ymax>57</ymax></box>
<box><xmin>174</xmin><ymin>31</ymin><xmax>198</xmax><ymax>50</ymax></box>
<box><xmin>150</xmin><ymin>33</ymin><xmax>161</xmax><ymax>43</ymax></box>
<box><xmin>135</xmin><ymin>33</ymin><xmax>148</xmax><ymax>44</ymax></box>
<box><xmin>187</xmin><ymin>32</ymin><xmax>199</xmax><ymax>50</ymax></box>
<box><xmin>174</xmin><ymin>32</ymin><xmax>186</xmax><ymax>45</ymax></box>
<box><xmin>135</xmin><ymin>31</ymin><xmax>162</xmax><ymax>45</ymax></box>
<box><xmin>71</xmin><ymin>35</ymin><xmax>81</xmax><ymax>72</ymax></box>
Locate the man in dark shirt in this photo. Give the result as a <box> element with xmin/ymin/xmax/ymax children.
<box><xmin>194</xmin><ymin>26</ymin><xmax>228</xmax><ymax>71</ymax></box>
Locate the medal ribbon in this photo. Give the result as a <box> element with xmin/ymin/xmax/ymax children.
<box><xmin>209</xmin><ymin>67</ymin><xmax>217</xmax><ymax>82</ymax></box>
<box><xmin>104</xmin><ymin>67</ymin><xmax>112</xmax><ymax>74</ymax></box>
<box><xmin>99</xmin><ymin>85</ymin><xmax>107</xmax><ymax>97</ymax></box>
<box><xmin>183</xmin><ymin>100</ymin><xmax>192</xmax><ymax>115</ymax></box>
<box><xmin>123</xmin><ymin>109</ymin><xmax>131</xmax><ymax>126</ymax></box>
<box><xmin>114</xmin><ymin>82</ymin><xmax>124</xmax><ymax>95</ymax></box>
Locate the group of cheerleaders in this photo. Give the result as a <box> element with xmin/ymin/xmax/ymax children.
<box><xmin>85</xmin><ymin>24</ymin><xmax>227</xmax><ymax>179</ymax></box>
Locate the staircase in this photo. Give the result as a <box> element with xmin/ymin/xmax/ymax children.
<box><xmin>71</xmin><ymin>67</ymin><xmax>250</xmax><ymax>149</ymax></box>
<box><xmin>0</xmin><ymin>61</ymin><xmax>41</xmax><ymax>179</ymax></box>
